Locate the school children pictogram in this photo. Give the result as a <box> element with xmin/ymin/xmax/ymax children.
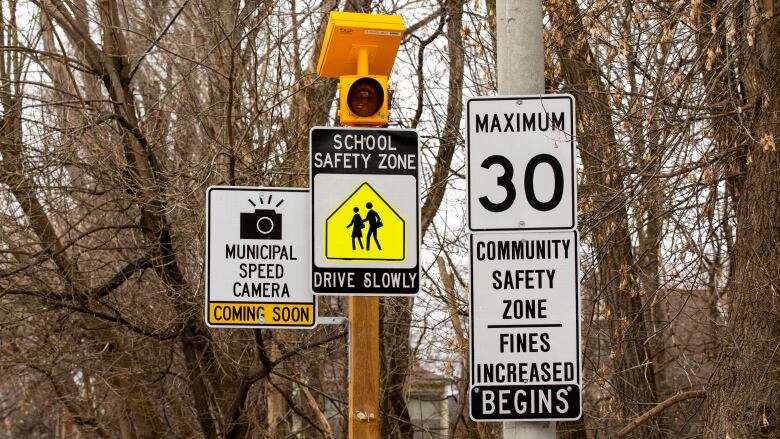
<box><xmin>325</xmin><ymin>182</ymin><xmax>405</xmax><ymax>261</ymax></box>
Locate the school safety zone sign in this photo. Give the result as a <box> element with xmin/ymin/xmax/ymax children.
<box><xmin>470</xmin><ymin>231</ymin><xmax>581</xmax><ymax>421</ymax></box>
<box><xmin>311</xmin><ymin>127</ymin><xmax>420</xmax><ymax>295</ymax></box>
<box><xmin>205</xmin><ymin>187</ymin><xmax>316</xmax><ymax>328</ymax></box>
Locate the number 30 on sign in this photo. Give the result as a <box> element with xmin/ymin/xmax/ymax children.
<box><xmin>467</xmin><ymin>95</ymin><xmax>576</xmax><ymax>231</ymax></box>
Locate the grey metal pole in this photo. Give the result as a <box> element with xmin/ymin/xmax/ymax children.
<box><xmin>496</xmin><ymin>0</ymin><xmax>555</xmax><ymax>437</ymax></box>
<box><xmin>497</xmin><ymin>0</ymin><xmax>545</xmax><ymax>95</ymax></box>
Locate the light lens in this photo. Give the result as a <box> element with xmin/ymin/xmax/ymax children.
<box><xmin>347</xmin><ymin>78</ymin><xmax>384</xmax><ymax>117</ymax></box>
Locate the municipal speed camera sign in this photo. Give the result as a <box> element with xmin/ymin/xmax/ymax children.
<box><xmin>310</xmin><ymin>127</ymin><xmax>419</xmax><ymax>295</ymax></box>
<box><xmin>469</xmin><ymin>231</ymin><xmax>581</xmax><ymax>421</ymax></box>
<box><xmin>467</xmin><ymin>95</ymin><xmax>576</xmax><ymax>231</ymax></box>
<box><xmin>206</xmin><ymin>187</ymin><xmax>316</xmax><ymax>328</ymax></box>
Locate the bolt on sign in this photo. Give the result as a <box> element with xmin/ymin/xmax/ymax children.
<box><xmin>205</xmin><ymin>187</ymin><xmax>316</xmax><ymax>328</ymax></box>
<box><xmin>310</xmin><ymin>127</ymin><xmax>419</xmax><ymax>295</ymax></box>
<box><xmin>469</xmin><ymin>231</ymin><xmax>581</xmax><ymax>421</ymax></box>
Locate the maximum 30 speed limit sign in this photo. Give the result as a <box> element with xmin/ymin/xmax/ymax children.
<box><xmin>467</xmin><ymin>95</ymin><xmax>576</xmax><ymax>231</ymax></box>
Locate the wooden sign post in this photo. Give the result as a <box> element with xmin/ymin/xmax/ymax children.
<box><xmin>312</xmin><ymin>12</ymin><xmax>411</xmax><ymax>439</ymax></box>
<box><xmin>348</xmin><ymin>296</ymin><xmax>380</xmax><ymax>437</ymax></box>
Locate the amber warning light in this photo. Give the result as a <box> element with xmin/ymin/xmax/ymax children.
<box><xmin>347</xmin><ymin>77</ymin><xmax>384</xmax><ymax>117</ymax></box>
<box><xmin>316</xmin><ymin>12</ymin><xmax>405</xmax><ymax>127</ymax></box>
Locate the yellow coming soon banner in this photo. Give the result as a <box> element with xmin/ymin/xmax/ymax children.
<box><xmin>208</xmin><ymin>303</ymin><xmax>314</xmax><ymax>326</ymax></box>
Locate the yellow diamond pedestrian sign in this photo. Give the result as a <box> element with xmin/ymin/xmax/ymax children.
<box><xmin>325</xmin><ymin>182</ymin><xmax>405</xmax><ymax>261</ymax></box>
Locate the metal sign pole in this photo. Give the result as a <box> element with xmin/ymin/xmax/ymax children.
<box><xmin>497</xmin><ymin>0</ymin><xmax>556</xmax><ymax>437</ymax></box>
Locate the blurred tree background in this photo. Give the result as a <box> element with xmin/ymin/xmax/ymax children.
<box><xmin>0</xmin><ymin>0</ymin><xmax>778</xmax><ymax>437</ymax></box>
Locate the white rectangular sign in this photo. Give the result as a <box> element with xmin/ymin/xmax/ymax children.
<box><xmin>469</xmin><ymin>231</ymin><xmax>581</xmax><ymax>421</ymax></box>
<box><xmin>206</xmin><ymin>187</ymin><xmax>316</xmax><ymax>328</ymax></box>
<box><xmin>467</xmin><ymin>95</ymin><xmax>576</xmax><ymax>231</ymax></box>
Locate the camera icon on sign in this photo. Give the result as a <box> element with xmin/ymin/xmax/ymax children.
<box><xmin>240</xmin><ymin>209</ymin><xmax>282</xmax><ymax>240</ymax></box>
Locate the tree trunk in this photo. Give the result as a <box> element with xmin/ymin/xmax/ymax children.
<box><xmin>548</xmin><ymin>0</ymin><xmax>660</xmax><ymax>436</ymax></box>
<box><xmin>696</xmin><ymin>0</ymin><xmax>749</xmax><ymax>360</ymax></box>
<box><xmin>704</xmin><ymin>1</ymin><xmax>780</xmax><ymax>437</ymax></box>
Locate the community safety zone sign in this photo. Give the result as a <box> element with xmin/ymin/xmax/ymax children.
<box><xmin>205</xmin><ymin>187</ymin><xmax>316</xmax><ymax>328</ymax></box>
<box><xmin>470</xmin><ymin>231</ymin><xmax>581</xmax><ymax>421</ymax></box>
<box><xmin>311</xmin><ymin>127</ymin><xmax>420</xmax><ymax>295</ymax></box>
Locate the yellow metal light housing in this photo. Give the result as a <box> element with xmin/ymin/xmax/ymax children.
<box><xmin>316</xmin><ymin>12</ymin><xmax>404</xmax><ymax>79</ymax></box>
<box><xmin>315</xmin><ymin>12</ymin><xmax>403</xmax><ymax>127</ymax></box>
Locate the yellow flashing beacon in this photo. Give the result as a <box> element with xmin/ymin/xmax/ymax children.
<box><xmin>316</xmin><ymin>12</ymin><xmax>405</xmax><ymax>127</ymax></box>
